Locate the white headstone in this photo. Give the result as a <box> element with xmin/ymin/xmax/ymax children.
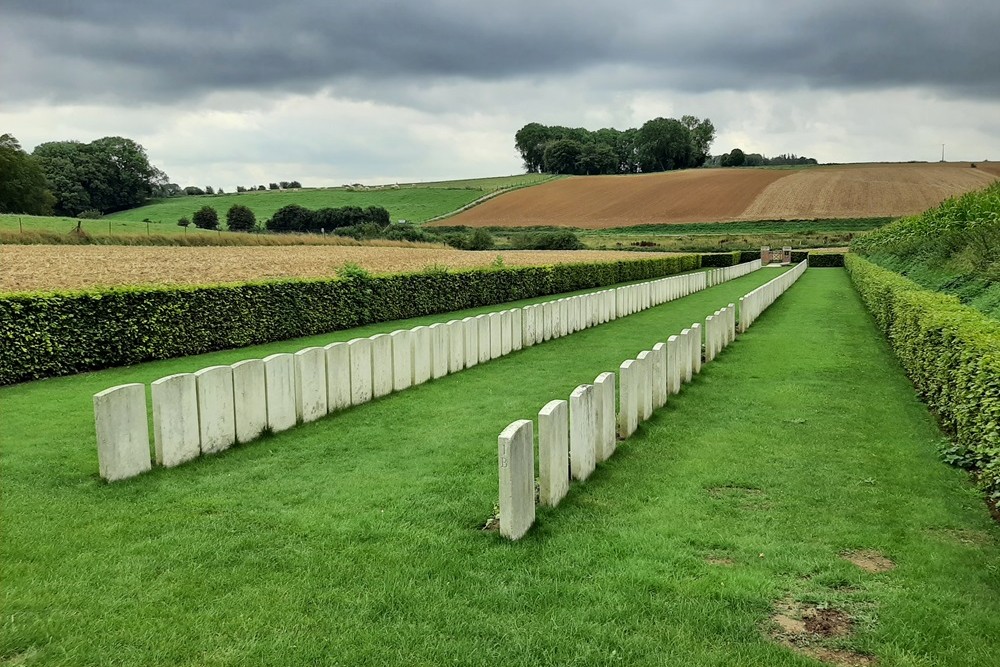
<box><xmin>294</xmin><ymin>347</ymin><xmax>328</xmax><ymax>423</ymax></box>
<box><xmin>704</xmin><ymin>315</ymin><xmax>716</xmax><ymax>363</ymax></box>
<box><xmin>618</xmin><ymin>360</ymin><xmax>639</xmax><ymax>439</ymax></box>
<box><xmin>679</xmin><ymin>329</ymin><xmax>694</xmax><ymax>383</ymax></box>
<box><xmin>347</xmin><ymin>338</ymin><xmax>373</xmax><ymax>405</ymax></box>
<box><xmin>94</xmin><ymin>383</ymin><xmax>151</xmax><ymax>481</ymax></box>
<box><xmin>458</xmin><ymin>318</ymin><xmax>475</xmax><ymax>370</ymax></box>
<box><xmin>429</xmin><ymin>323</ymin><xmax>449</xmax><ymax>379</ymax></box>
<box><xmin>390</xmin><ymin>330</ymin><xmax>413</xmax><ymax>392</ymax></box>
<box><xmin>522</xmin><ymin>305</ymin><xmax>536</xmax><ymax>347</ymax></box>
<box><xmin>538</xmin><ymin>399</ymin><xmax>570</xmax><ymax>508</ymax></box>
<box><xmin>152</xmin><ymin>373</ymin><xmax>200</xmax><ymax>467</ymax></box>
<box><xmin>195</xmin><ymin>365</ymin><xmax>236</xmax><ymax>453</ymax></box>
<box><xmin>498</xmin><ymin>419</ymin><xmax>535</xmax><ymax>541</ymax></box>
<box><xmin>636</xmin><ymin>352</ymin><xmax>654</xmax><ymax>421</ymax></box>
<box><xmin>667</xmin><ymin>335</ymin><xmax>682</xmax><ymax>395</ymax></box>
<box><xmin>511</xmin><ymin>308</ymin><xmax>523</xmax><ymax>351</ymax></box>
<box><xmin>489</xmin><ymin>312</ymin><xmax>503</xmax><ymax>358</ymax></box>
<box><xmin>263</xmin><ymin>354</ymin><xmax>296</xmax><ymax>432</ymax></box>
<box><xmin>323</xmin><ymin>342</ymin><xmax>351</xmax><ymax>412</ymax></box>
<box><xmin>370</xmin><ymin>333</ymin><xmax>393</xmax><ymax>398</ymax></box>
<box><xmin>477</xmin><ymin>314</ymin><xmax>491</xmax><ymax>362</ymax></box>
<box><xmin>558</xmin><ymin>299</ymin><xmax>569</xmax><ymax>337</ymax></box>
<box><xmin>690</xmin><ymin>323</ymin><xmax>703</xmax><ymax>374</ymax></box>
<box><xmin>570</xmin><ymin>384</ymin><xmax>597</xmax><ymax>481</ymax></box>
<box><xmin>550</xmin><ymin>300</ymin><xmax>562</xmax><ymax>339</ymax></box>
<box><xmin>651</xmin><ymin>343</ymin><xmax>667</xmax><ymax>409</ymax></box>
<box><xmin>534</xmin><ymin>303</ymin><xmax>545</xmax><ymax>342</ymax></box>
<box><xmin>542</xmin><ymin>301</ymin><xmax>554</xmax><ymax>341</ymax></box>
<box><xmin>411</xmin><ymin>326</ymin><xmax>432</xmax><ymax>385</ymax></box>
<box><xmin>594</xmin><ymin>372</ymin><xmax>616</xmax><ymax>462</ymax></box>
<box><xmin>232</xmin><ymin>359</ymin><xmax>267</xmax><ymax>443</ymax></box>
<box><xmin>500</xmin><ymin>310</ymin><xmax>513</xmax><ymax>355</ymax></box>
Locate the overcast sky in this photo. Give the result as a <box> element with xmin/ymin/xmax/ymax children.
<box><xmin>2</xmin><ymin>1</ymin><xmax>998</xmax><ymax>188</ymax></box>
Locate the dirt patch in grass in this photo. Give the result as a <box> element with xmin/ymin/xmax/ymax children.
<box><xmin>705</xmin><ymin>556</ymin><xmax>735</xmax><ymax>566</ymax></box>
<box><xmin>841</xmin><ymin>550</ymin><xmax>895</xmax><ymax>573</ymax></box>
<box><xmin>929</xmin><ymin>528</ymin><xmax>993</xmax><ymax>546</ymax></box>
<box><xmin>768</xmin><ymin>597</ymin><xmax>876</xmax><ymax>666</ymax></box>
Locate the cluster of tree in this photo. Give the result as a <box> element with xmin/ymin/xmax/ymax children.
<box><xmin>31</xmin><ymin>136</ymin><xmax>167</xmax><ymax>216</ymax></box>
<box><xmin>710</xmin><ymin>149</ymin><xmax>818</xmax><ymax>168</ymax></box>
<box><xmin>265</xmin><ymin>204</ymin><xmax>390</xmax><ymax>233</ymax></box>
<box><xmin>235</xmin><ymin>181</ymin><xmax>301</xmax><ymax>193</ymax></box>
<box><xmin>514</xmin><ymin>116</ymin><xmax>715</xmax><ymax>175</ymax></box>
<box><xmin>180</xmin><ymin>204</ymin><xmax>257</xmax><ymax>232</ymax></box>
<box><xmin>181</xmin><ymin>186</ymin><xmax>227</xmax><ymax>196</ymax></box>
<box><xmin>0</xmin><ymin>134</ymin><xmax>55</xmax><ymax>215</ymax></box>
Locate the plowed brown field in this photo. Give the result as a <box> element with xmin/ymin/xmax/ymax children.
<box><xmin>0</xmin><ymin>245</ymin><xmax>678</xmax><ymax>293</ymax></box>
<box><xmin>435</xmin><ymin>163</ymin><xmax>999</xmax><ymax>228</ymax></box>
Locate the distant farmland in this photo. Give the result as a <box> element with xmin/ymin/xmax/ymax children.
<box><xmin>435</xmin><ymin>163</ymin><xmax>1000</xmax><ymax>229</ymax></box>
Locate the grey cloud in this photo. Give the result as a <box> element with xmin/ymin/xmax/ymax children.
<box><xmin>3</xmin><ymin>0</ymin><xmax>1000</xmax><ymax>107</ymax></box>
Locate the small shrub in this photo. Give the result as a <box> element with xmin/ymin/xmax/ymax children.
<box><xmin>338</xmin><ymin>262</ymin><xmax>371</xmax><ymax>279</ymax></box>
<box><xmin>77</xmin><ymin>209</ymin><xmax>102</xmax><ymax>219</ymax></box>
<box><xmin>192</xmin><ymin>205</ymin><xmax>219</xmax><ymax>230</ymax></box>
<box><xmin>177</xmin><ymin>217</ymin><xmax>191</xmax><ymax>228</ymax></box>
<box><xmin>468</xmin><ymin>228</ymin><xmax>495</xmax><ymax>251</ymax></box>
<box><xmin>226</xmin><ymin>204</ymin><xmax>257</xmax><ymax>232</ymax></box>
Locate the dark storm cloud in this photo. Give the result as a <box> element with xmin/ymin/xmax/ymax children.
<box><xmin>2</xmin><ymin>0</ymin><xmax>999</xmax><ymax>105</ymax></box>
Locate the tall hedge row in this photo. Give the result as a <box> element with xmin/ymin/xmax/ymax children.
<box><xmin>845</xmin><ymin>254</ymin><xmax>1000</xmax><ymax>501</ymax></box>
<box><xmin>0</xmin><ymin>255</ymin><xmax>700</xmax><ymax>386</ymax></box>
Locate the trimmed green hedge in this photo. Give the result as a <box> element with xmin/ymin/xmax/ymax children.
<box><xmin>805</xmin><ymin>252</ymin><xmax>845</xmax><ymax>267</ymax></box>
<box><xmin>846</xmin><ymin>254</ymin><xmax>1000</xmax><ymax>501</ymax></box>
<box><xmin>0</xmin><ymin>256</ymin><xmax>700</xmax><ymax>385</ymax></box>
<box><xmin>700</xmin><ymin>252</ymin><xmax>740</xmax><ymax>267</ymax></box>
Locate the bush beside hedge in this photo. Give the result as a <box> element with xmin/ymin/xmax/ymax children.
<box><xmin>0</xmin><ymin>256</ymin><xmax>700</xmax><ymax>385</ymax></box>
<box><xmin>845</xmin><ymin>254</ymin><xmax>1000</xmax><ymax>501</ymax></box>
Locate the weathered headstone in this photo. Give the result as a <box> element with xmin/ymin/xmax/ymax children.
<box><xmin>232</xmin><ymin>359</ymin><xmax>267</xmax><ymax>443</ymax></box>
<box><xmin>93</xmin><ymin>383</ymin><xmax>151</xmax><ymax>482</ymax></box>
<box><xmin>390</xmin><ymin>330</ymin><xmax>413</xmax><ymax>392</ymax></box>
<box><xmin>534</xmin><ymin>303</ymin><xmax>545</xmax><ymax>342</ymax></box>
<box><xmin>263</xmin><ymin>353</ymin><xmax>296</xmax><ymax>431</ymax></box>
<box><xmin>636</xmin><ymin>352</ymin><xmax>653</xmax><ymax>421</ymax></box>
<box><xmin>323</xmin><ymin>343</ymin><xmax>351</xmax><ymax>412</ymax></box>
<box><xmin>679</xmin><ymin>329</ymin><xmax>694</xmax><ymax>383</ymax></box>
<box><xmin>429</xmin><ymin>323</ymin><xmax>449</xmax><ymax>379</ymax></box>
<box><xmin>511</xmin><ymin>308</ymin><xmax>523</xmax><ymax>351</ymax></box>
<box><xmin>195</xmin><ymin>365</ymin><xmax>237</xmax><ymax>453</ymax></box>
<box><xmin>347</xmin><ymin>338</ymin><xmax>373</xmax><ymax>405</ymax></box>
<box><xmin>477</xmin><ymin>314</ymin><xmax>491</xmax><ymax>362</ymax></box>
<box><xmin>522</xmin><ymin>305</ymin><xmax>536</xmax><ymax>347</ymax></box>
<box><xmin>570</xmin><ymin>384</ymin><xmax>597</xmax><ymax>481</ymax></box>
<box><xmin>542</xmin><ymin>301</ymin><xmax>554</xmax><ymax>341</ymax></box>
<box><xmin>651</xmin><ymin>343</ymin><xmax>667</xmax><ymax>408</ymax></box>
<box><xmin>500</xmin><ymin>310</ymin><xmax>513</xmax><ymax>355</ymax></box>
<box><xmin>594</xmin><ymin>372</ymin><xmax>616</xmax><ymax>462</ymax></box>
<box><xmin>551</xmin><ymin>300</ymin><xmax>563</xmax><ymax>339</ymax></box>
<box><xmin>690</xmin><ymin>323</ymin><xmax>703</xmax><ymax>374</ymax></box>
<box><xmin>410</xmin><ymin>325</ymin><xmax>432</xmax><ymax>385</ymax></box>
<box><xmin>704</xmin><ymin>315</ymin><xmax>716</xmax><ymax>363</ymax></box>
<box><xmin>294</xmin><ymin>347</ymin><xmax>328</xmax><ymax>423</ymax></box>
<box><xmin>370</xmin><ymin>334</ymin><xmax>393</xmax><ymax>398</ymax></box>
<box><xmin>488</xmin><ymin>312</ymin><xmax>503</xmax><ymax>359</ymax></box>
<box><xmin>667</xmin><ymin>335</ymin><xmax>682</xmax><ymax>395</ymax></box>
<box><xmin>458</xmin><ymin>318</ymin><xmax>476</xmax><ymax>370</ymax></box>
<box><xmin>538</xmin><ymin>399</ymin><xmax>570</xmax><ymax>507</ymax></box>
<box><xmin>152</xmin><ymin>373</ymin><xmax>200</xmax><ymax>467</ymax></box>
<box><xmin>498</xmin><ymin>419</ymin><xmax>535</xmax><ymax>541</ymax></box>
<box><xmin>618</xmin><ymin>360</ymin><xmax>639</xmax><ymax>438</ymax></box>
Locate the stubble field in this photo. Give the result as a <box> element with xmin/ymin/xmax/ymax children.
<box><xmin>0</xmin><ymin>245</ymin><xmax>676</xmax><ymax>293</ymax></box>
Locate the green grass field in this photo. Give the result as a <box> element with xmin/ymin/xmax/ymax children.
<box><xmin>2</xmin><ymin>269</ymin><xmax>997</xmax><ymax>665</ymax></box>
<box><xmin>0</xmin><ymin>213</ymin><xmax>220</xmax><ymax>237</ymax></box>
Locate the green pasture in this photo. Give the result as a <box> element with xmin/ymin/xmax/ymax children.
<box><xmin>2</xmin><ymin>269</ymin><xmax>997</xmax><ymax>665</ymax></box>
<box><xmin>0</xmin><ymin>213</ymin><xmax>219</xmax><ymax>237</ymax></box>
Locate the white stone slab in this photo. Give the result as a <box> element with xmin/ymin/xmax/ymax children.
<box><xmin>411</xmin><ymin>326</ymin><xmax>432</xmax><ymax>385</ymax></box>
<box><xmin>566</xmin><ymin>297</ymin><xmax>577</xmax><ymax>334</ymax></box>
<box><xmin>534</xmin><ymin>303</ymin><xmax>545</xmax><ymax>343</ymax></box>
<box><xmin>94</xmin><ymin>383</ymin><xmax>151</xmax><ymax>481</ymax></box>
<box><xmin>570</xmin><ymin>384</ymin><xmax>597</xmax><ymax>481</ymax></box>
<box><xmin>542</xmin><ymin>301</ymin><xmax>554</xmax><ymax>341</ymax></box>
<box><xmin>511</xmin><ymin>308</ymin><xmax>523</xmax><ymax>351</ymax></box>
<box><xmin>617</xmin><ymin>360</ymin><xmax>639</xmax><ymax>439</ymax></box>
<box><xmin>152</xmin><ymin>372</ymin><xmax>200</xmax><ymax>467</ymax></box>
<box><xmin>594</xmin><ymin>372</ymin><xmax>616</xmax><ymax>462</ymax></box>
<box><xmin>498</xmin><ymin>419</ymin><xmax>535</xmax><ymax>541</ymax></box>
<box><xmin>429</xmin><ymin>323</ymin><xmax>449</xmax><ymax>379</ymax></box>
<box><xmin>679</xmin><ymin>329</ymin><xmax>694</xmax><ymax>383</ymax></box>
<box><xmin>263</xmin><ymin>354</ymin><xmax>296</xmax><ymax>432</ymax></box>
<box><xmin>458</xmin><ymin>318</ymin><xmax>476</xmax><ymax>370</ymax></box>
<box><xmin>295</xmin><ymin>347</ymin><xmax>327</xmax><ymax>423</ymax></box>
<box><xmin>195</xmin><ymin>365</ymin><xmax>236</xmax><ymax>453</ymax></box>
<box><xmin>704</xmin><ymin>315</ymin><xmax>716</xmax><ymax>363</ymax></box>
<box><xmin>488</xmin><ymin>311</ymin><xmax>503</xmax><ymax>358</ymax></box>
<box><xmin>728</xmin><ymin>303</ymin><xmax>737</xmax><ymax>344</ymax></box>
<box><xmin>559</xmin><ymin>299</ymin><xmax>569</xmax><ymax>336</ymax></box>
<box><xmin>370</xmin><ymin>333</ymin><xmax>393</xmax><ymax>398</ymax></box>
<box><xmin>232</xmin><ymin>359</ymin><xmax>267</xmax><ymax>443</ymax></box>
<box><xmin>667</xmin><ymin>335</ymin><xmax>682</xmax><ymax>395</ymax></box>
<box><xmin>390</xmin><ymin>330</ymin><xmax>413</xmax><ymax>392</ymax></box>
<box><xmin>690</xmin><ymin>323</ymin><xmax>703</xmax><ymax>374</ymax></box>
<box><xmin>500</xmin><ymin>310</ymin><xmax>513</xmax><ymax>355</ymax></box>
<box><xmin>636</xmin><ymin>352</ymin><xmax>653</xmax><ymax>421</ymax></box>
<box><xmin>477</xmin><ymin>314</ymin><xmax>491</xmax><ymax>362</ymax></box>
<box><xmin>550</xmin><ymin>300</ymin><xmax>562</xmax><ymax>339</ymax></box>
<box><xmin>521</xmin><ymin>305</ymin><xmax>536</xmax><ymax>347</ymax></box>
<box><xmin>591</xmin><ymin>294</ymin><xmax>601</xmax><ymax>327</ymax></box>
<box><xmin>651</xmin><ymin>343</ymin><xmax>667</xmax><ymax>409</ymax></box>
<box><xmin>347</xmin><ymin>338</ymin><xmax>373</xmax><ymax>405</ymax></box>
<box><xmin>538</xmin><ymin>399</ymin><xmax>570</xmax><ymax>508</ymax></box>
<box><xmin>323</xmin><ymin>342</ymin><xmax>351</xmax><ymax>412</ymax></box>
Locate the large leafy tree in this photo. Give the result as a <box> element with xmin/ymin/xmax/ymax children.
<box><xmin>0</xmin><ymin>134</ymin><xmax>56</xmax><ymax>215</ymax></box>
<box><xmin>33</xmin><ymin>136</ymin><xmax>166</xmax><ymax>216</ymax></box>
<box><xmin>225</xmin><ymin>204</ymin><xmax>256</xmax><ymax>232</ymax></box>
<box><xmin>542</xmin><ymin>139</ymin><xmax>584</xmax><ymax>175</ymax></box>
<box><xmin>636</xmin><ymin>118</ymin><xmax>695</xmax><ymax>173</ymax></box>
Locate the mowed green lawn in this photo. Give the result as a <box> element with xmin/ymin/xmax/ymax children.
<box><xmin>2</xmin><ymin>269</ymin><xmax>997</xmax><ymax>665</ymax></box>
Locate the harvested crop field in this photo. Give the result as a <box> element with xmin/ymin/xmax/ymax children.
<box><xmin>437</xmin><ymin>163</ymin><xmax>999</xmax><ymax>228</ymax></box>
<box><xmin>0</xmin><ymin>245</ymin><xmax>676</xmax><ymax>293</ymax></box>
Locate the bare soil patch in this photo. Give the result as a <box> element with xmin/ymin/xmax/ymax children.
<box><xmin>841</xmin><ymin>550</ymin><xmax>895</xmax><ymax>573</ymax></box>
<box><xmin>0</xmin><ymin>245</ymin><xmax>672</xmax><ymax>293</ymax></box>
<box><xmin>769</xmin><ymin>597</ymin><xmax>876</xmax><ymax>666</ymax></box>
<box><xmin>436</xmin><ymin>169</ymin><xmax>791</xmax><ymax>228</ymax></box>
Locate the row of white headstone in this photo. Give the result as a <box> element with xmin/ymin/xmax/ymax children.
<box><xmin>706</xmin><ymin>259</ymin><xmax>763</xmax><ymax>287</ymax></box>
<box><xmin>738</xmin><ymin>259</ymin><xmax>809</xmax><ymax>333</ymax></box>
<box><xmin>93</xmin><ymin>261</ymin><xmax>764</xmax><ymax>482</ymax></box>
<box><xmin>497</xmin><ymin>263</ymin><xmax>809</xmax><ymax>540</ymax></box>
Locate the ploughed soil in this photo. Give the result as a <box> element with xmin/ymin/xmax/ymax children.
<box><xmin>435</xmin><ymin>163</ymin><xmax>999</xmax><ymax>229</ymax></box>
<box><xmin>0</xmin><ymin>245</ymin><xmax>676</xmax><ymax>293</ymax></box>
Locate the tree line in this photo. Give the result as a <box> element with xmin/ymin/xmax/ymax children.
<box><xmin>709</xmin><ymin>149</ymin><xmax>818</xmax><ymax>167</ymax></box>
<box><xmin>514</xmin><ymin>116</ymin><xmax>716</xmax><ymax>175</ymax></box>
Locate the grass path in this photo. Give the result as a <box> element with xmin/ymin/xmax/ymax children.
<box><xmin>2</xmin><ymin>269</ymin><xmax>998</xmax><ymax>665</ymax></box>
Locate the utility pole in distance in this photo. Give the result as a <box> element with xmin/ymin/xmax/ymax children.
<box><xmin>941</xmin><ymin>144</ymin><xmax>946</xmax><ymax>162</ymax></box>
